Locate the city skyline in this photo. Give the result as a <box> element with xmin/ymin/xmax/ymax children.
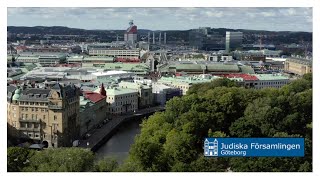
<box><xmin>7</xmin><ymin>7</ymin><xmax>312</xmax><ymax>32</ymax></box>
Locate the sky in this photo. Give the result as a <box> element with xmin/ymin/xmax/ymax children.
<box><xmin>7</xmin><ymin>7</ymin><xmax>313</xmax><ymax>32</ymax></box>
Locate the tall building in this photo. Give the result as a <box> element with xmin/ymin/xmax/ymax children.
<box><xmin>226</xmin><ymin>31</ymin><xmax>243</xmax><ymax>53</ymax></box>
<box><xmin>189</xmin><ymin>28</ymin><xmax>225</xmax><ymax>51</ymax></box>
<box><xmin>124</xmin><ymin>20</ymin><xmax>138</xmax><ymax>44</ymax></box>
<box><xmin>7</xmin><ymin>83</ymin><xmax>81</xmax><ymax>147</ymax></box>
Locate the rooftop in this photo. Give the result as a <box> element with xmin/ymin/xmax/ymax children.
<box><xmin>253</xmin><ymin>74</ymin><xmax>289</xmax><ymax>81</ymax></box>
<box><xmin>82</xmin><ymin>91</ymin><xmax>106</xmax><ymax>103</ymax></box>
<box><xmin>222</xmin><ymin>74</ymin><xmax>259</xmax><ymax>81</ymax></box>
<box><xmin>286</xmin><ymin>57</ymin><xmax>312</xmax><ymax>66</ymax></box>
<box><xmin>103</xmin><ymin>87</ymin><xmax>138</xmax><ymax>96</ymax></box>
<box><xmin>119</xmin><ymin>81</ymin><xmax>151</xmax><ymax>90</ymax></box>
<box><xmin>92</xmin><ymin>70</ymin><xmax>133</xmax><ymax>77</ymax></box>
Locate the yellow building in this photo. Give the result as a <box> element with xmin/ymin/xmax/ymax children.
<box><xmin>103</xmin><ymin>87</ymin><xmax>138</xmax><ymax>114</ymax></box>
<box><xmin>284</xmin><ymin>58</ymin><xmax>312</xmax><ymax>76</ymax></box>
<box><xmin>118</xmin><ymin>81</ymin><xmax>153</xmax><ymax>108</ymax></box>
<box><xmin>7</xmin><ymin>83</ymin><xmax>80</xmax><ymax>147</ymax></box>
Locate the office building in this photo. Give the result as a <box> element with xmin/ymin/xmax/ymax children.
<box><xmin>226</xmin><ymin>31</ymin><xmax>243</xmax><ymax>53</ymax></box>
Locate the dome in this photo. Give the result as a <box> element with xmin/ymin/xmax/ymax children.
<box><xmin>14</xmin><ymin>88</ymin><xmax>21</xmax><ymax>94</ymax></box>
<box><xmin>12</xmin><ymin>88</ymin><xmax>21</xmax><ymax>101</ymax></box>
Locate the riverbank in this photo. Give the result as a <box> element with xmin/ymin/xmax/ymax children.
<box><xmin>78</xmin><ymin>106</ymin><xmax>165</xmax><ymax>152</ymax></box>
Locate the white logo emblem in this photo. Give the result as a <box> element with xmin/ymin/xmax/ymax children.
<box><xmin>204</xmin><ymin>138</ymin><xmax>218</xmax><ymax>156</ymax></box>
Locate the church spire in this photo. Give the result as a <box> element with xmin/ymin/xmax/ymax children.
<box><xmin>99</xmin><ymin>83</ymin><xmax>106</xmax><ymax>96</ymax></box>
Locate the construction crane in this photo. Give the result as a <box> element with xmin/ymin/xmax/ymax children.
<box><xmin>259</xmin><ymin>33</ymin><xmax>263</xmax><ymax>50</ymax></box>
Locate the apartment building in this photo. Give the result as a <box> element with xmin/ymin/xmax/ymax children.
<box><xmin>88</xmin><ymin>48</ymin><xmax>140</xmax><ymax>59</ymax></box>
<box><xmin>118</xmin><ymin>81</ymin><xmax>153</xmax><ymax>108</ymax></box>
<box><xmin>7</xmin><ymin>83</ymin><xmax>80</xmax><ymax>147</ymax></box>
<box><xmin>284</xmin><ymin>57</ymin><xmax>312</xmax><ymax>76</ymax></box>
<box><xmin>104</xmin><ymin>87</ymin><xmax>138</xmax><ymax>114</ymax></box>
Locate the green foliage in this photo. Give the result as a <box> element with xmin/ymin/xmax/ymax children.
<box><xmin>119</xmin><ymin>75</ymin><xmax>312</xmax><ymax>172</ymax></box>
<box><xmin>22</xmin><ymin>148</ymin><xmax>94</xmax><ymax>172</ymax></box>
<box><xmin>187</xmin><ymin>78</ymin><xmax>239</xmax><ymax>95</ymax></box>
<box><xmin>7</xmin><ymin>147</ymin><xmax>35</xmax><ymax>172</ymax></box>
<box><xmin>94</xmin><ymin>157</ymin><xmax>118</xmax><ymax>172</ymax></box>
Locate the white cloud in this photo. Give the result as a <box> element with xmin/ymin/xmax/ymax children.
<box><xmin>261</xmin><ymin>12</ymin><xmax>276</xmax><ymax>17</ymax></box>
<box><xmin>7</xmin><ymin>7</ymin><xmax>312</xmax><ymax>32</ymax></box>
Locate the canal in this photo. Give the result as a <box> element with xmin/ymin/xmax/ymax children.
<box><xmin>95</xmin><ymin>118</ymin><xmax>142</xmax><ymax>163</ymax></box>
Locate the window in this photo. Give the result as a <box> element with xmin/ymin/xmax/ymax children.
<box><xmin>53</xmin><ymin>124</ymin><xmax>58</xmax><ymax>131</ymax></box>
<box><xmin>54</xmin><ymin>115</ymin><xmax>57</xmax><ymax>121</ymax></box>
<box><xmin>43</xmin><ymin>115</ymin><xmax>46</xmax><ymax>120</ymax></box>
<box><xmin>35</xmin><ymin>108</ymin><xmax>38</xmax><ymax>112</ymax></box>
<box><xmin>27</xmin><ymin>123</ymin><xmax>32</xmax><ymax>128</ymax></box>
<box><xmin>34</xmin><ymin>124</ymin><xmax>39</xmax><ymax>128</ymax></box>
<box><xmin>32</xmin><ymin>114</ymin><xmax>34</xmax><ymax>120</ymax></box>
<box><xmin>31</xmin><ymin>108</ymin><xmax>34</xmax><ymax>112</ymax></box>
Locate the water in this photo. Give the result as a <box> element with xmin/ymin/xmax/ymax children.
<box><xmin>95</xmin><ymin>119</ymin><xmax>142</xmax><ymax>163</ymax></box>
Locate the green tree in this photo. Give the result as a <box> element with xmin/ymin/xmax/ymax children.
<box><xmin>94</xmin><ymin>157</ymin><xmax>118</xmax><ymax>172</ymax></box>
<box><xmin>23</xmin><ymin>148</ymin><xmax>94</xmax><ymax>172</ymax></box>
<box><xmin>7</xmin><ymin>147</ymin><xmax>35</xmax><ymax>172</ymax></box>
<box><xmin>118</xmin><ymin>76</ymin><xmax>312</xmax><ymax>172</ymax></box>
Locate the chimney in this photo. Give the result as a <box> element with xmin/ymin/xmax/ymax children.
<box><xmin>153</xmin><ymin>32</ymin><xmax>155</xmax><ymax>44</ymax></box>
<box><xmin>159</xmin><ymin>32</ymin><xmax>161</xmax><ymax>45</ymax></box>
<box><xmin>100</xmin><ymin>83</ymin><xmax>106</xmax><ymax>96</ymax></box>
<box><xmin>164</xmin><ymin>32</ymin><xmax>166</xmax><ymax>44</ymax></box>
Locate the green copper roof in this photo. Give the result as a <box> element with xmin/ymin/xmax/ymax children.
<box><xmin>103</xmin><ymin>63</ymin><xmax>149</xmax><ymax>74</ymax></box>
<box><xmin>175</xmin><ymin>64</ymin><xmax>203</xmax><ymax>71</ymax></box>
<box><xmin>105</xmin><ymin>87</ymin><xmax>138</xmax><ymax>96</ymax></box>
<box><xmin>206</xmin><ymin>64</ymin><xmax>239</xmax><ymax>72</ymax></box>
<box><xmin>119</xmin><ymin>82</ymin><xmax>151</xmax><ymax>90</ymax></box>
<box><xmin>239</xmin><ymin>65</ymin><xmax>255</xmax><ymax>74</ymax></box>
<box><xmin>12</xmin><ymin>88</ymin><xmax>21</xmax><ymax>101</ymax></box>
<box><xmin>253</xmin><ymin>74</ymin><xmax>289</xmax><ymax>81</ymax></box>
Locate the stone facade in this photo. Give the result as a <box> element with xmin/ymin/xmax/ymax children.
<box><xmin>7</xmin><ymin>83</ymin><xmax>80</xmax><ymax>147</ymax></box>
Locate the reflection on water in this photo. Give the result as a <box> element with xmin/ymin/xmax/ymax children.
<box><xmin>95</xmin><ymin>119</ymin><xmax>142</xmax><ymax>163</ymax></box>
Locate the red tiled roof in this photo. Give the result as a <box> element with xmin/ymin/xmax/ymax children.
<box><xmin>82</xmin><ymin>91</ymin><xmax>106</xmax><ymax>103</ymax></box>
<box><xmin>222</xmin><ymin>74</ymin><xmax>259</xmax><ymax>81</ymax></box>
<box><xmin>126</xmin><ymin>25</ymin><xmax>137</xmax><ymax>33</ymax></box>
<box><xmin>15</xmin><ymin>46</ymin><xmax>28</xmax><ymax>50</ymax></box>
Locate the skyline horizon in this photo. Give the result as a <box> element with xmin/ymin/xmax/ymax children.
<box><xmin>7</xmin><ymin>25</ymin><xmax>313</xmax><ymax>33</ymax></box>
<box><xmin>7</xmin><ymin>7</ymin><xmax>313</xmax><ymax>32</ymax></box>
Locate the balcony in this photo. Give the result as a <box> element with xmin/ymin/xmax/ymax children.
<box><xmin>19</xmin><ymin>118</ymin><xmax>40</xmax><ymax>123</ymax></box>
<box><xmin>19</xmin><ymin>127</ymin><xmax>41</xmax><ymax>132</ymax></box>
<box><xmin>48</xmin><ymin>104</ymin><xmax>63</xmax><ymax>110</ymax></box>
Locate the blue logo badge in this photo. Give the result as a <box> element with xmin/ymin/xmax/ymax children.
<box><xmin>204</xmin><ymin>138</ymin><xmax>304</xmax><ymax>157</ymax></box>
